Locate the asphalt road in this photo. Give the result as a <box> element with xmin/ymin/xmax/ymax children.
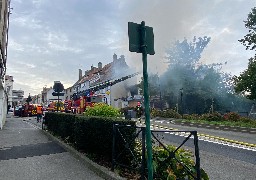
<box><xmin>146</xmin><ymin>119</ymin><xmax>256</xmax><ymax>180</ymax></box>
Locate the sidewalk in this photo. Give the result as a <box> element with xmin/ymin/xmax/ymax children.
<box><xmin>0</xmin><ymin>116</ymin><xmax>105</xmax><ymax>180</ymax></box>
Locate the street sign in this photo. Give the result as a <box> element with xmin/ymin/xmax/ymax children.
<box><xmin>53</xmin><ymin>81</ymin><xmax>64</xmax><ymax>92</ymax></box>
<box><xmin>52</xmin><ymin>92</ymin><xmax>64</xmax><ymax>96</ymax></box>
<box><xmin>128</xmin><ymin>22</ymin><xmax>155</xmax><ymax>55</ymax></box>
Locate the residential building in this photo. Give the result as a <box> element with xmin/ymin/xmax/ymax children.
<box><xmin>64</xmin><ymin>86</ymin><xmax>73</xmax><ymax>100</ymax></box>
<box><xmin>0</xmin><ymin>0</ymin><xmax>11</xmax><ymax>129</ymax></box>
<box><xmin>72</xmin><ymin>54</ymin><xmax>138</xmax><ymax>108</ymax></box>
<box><xmin>4</xmin><ymin>75</ymin><xmax>13</xmax><ymax>106</ymax></box>
<box><xmin>12</xmin><ymin>90</ymin><xmax>24</xmax><ymax>106</ymax></box>
<box><xmin>41</xmin><ymin>87</ymin><xmax>50</xmax><ymax>106</ymax></box>
<box><xmin>46</xmin><ymin>87</ymin><xmax>65</xmax><ymax>104</ymax></box>
<box><xmin>31</xmin><ymin>94</ymin><xmax>42</xmax><ymax>105</ymax></box>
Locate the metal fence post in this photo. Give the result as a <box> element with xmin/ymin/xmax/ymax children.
<box><xmin>111</xmin><ymin>124</ymin><xmax>117</xmax><ymax>171</ymax></box>
<box><xmin>193</xmin><ymin>131</ymin><xmax>201</xmax><ymax>180</ymax></box>
<box><xmin>141</xmin><ymin>127</ymin><xmax>146</xmax><ymax>180</ymax></box>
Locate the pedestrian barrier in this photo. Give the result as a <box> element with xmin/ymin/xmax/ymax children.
<box><xmin>111</xmin><ymin>124</ymin><xmax>201</xmax><ymax>180</ymax></box>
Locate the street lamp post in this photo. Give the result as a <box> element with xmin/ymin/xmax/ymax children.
<box><xmin>180</xmin><ymin>88</ymin><xmax>183</xmax><ymax>117</ymax></box>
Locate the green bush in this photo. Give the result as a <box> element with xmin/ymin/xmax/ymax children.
<box><xmin>150</xmin><ymin>108</ymin><xmax>181</xmax><ymax>119</ymax></box>
<box><xmin>150</xmin><ymin>108</ymin><xmax>159</xmax><ymax>117</ymax></box>
<box><xmin>201</xmin><ymin>112</ymin><xmax>223</xmax><ymax>121</ymax></box>
<box><xmin>152</xmin><ymin>145</ymin><xmax>209</xmax><ymax>180</ymax></box>
<box><xmin>223</xmin><ymin>112</ymin><xmax>240</xmax><ymax>122</ymax></box>
<box><xmin>183</xmin><ymin>114</ymin><xmax>201</xmax><ymax>120</ymax></box>
<box><xmin>239</xmin><ymin>116</ymin><xmax>254</xmax><ymax>123</ymax></box>
<box><xmin>84</xmin><ymin>103</ymin><xmax>120</xmax><ymax>117</ymax></box>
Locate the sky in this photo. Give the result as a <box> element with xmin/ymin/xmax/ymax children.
<box><xmin>7</xmin><ymin>0</ymin><xmax>256</xmax><ymax>97</ymax></box>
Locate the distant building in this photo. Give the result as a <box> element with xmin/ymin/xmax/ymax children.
<box><xmin>12</xmin><ymin>90</ymin><xmax>24</xmax><ymax>106</ymax></box>
<box><xmin>31</xmin><ymin>94</ymin><xmax>42</xmax><ymax>105</ymax></box>
<box><xmin>41</xmin><ymin>87</ymin><xmax>50</xmax><ymax>106</ymax></box>
<box><xmin>64</xmin><ymin>86</ymin><xmax>73</xmax><ymax>100</ymax></box>
<box><xmin>4</xmin><ymin>75</ymin><xmax>13</xmax><ymax>106</ymax></box>
<box><xmin>47</xmin><ymin>88</ymin><xmax>65</xmax><ymax>102</ymax></box>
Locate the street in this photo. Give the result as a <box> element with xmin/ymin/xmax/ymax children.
<box><xmin>141</xmin><ymin>118</ymin><xmax>256</xmax><ymax>180</ymax></box>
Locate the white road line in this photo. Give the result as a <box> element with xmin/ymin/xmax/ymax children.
<box><xmin>137</xmin><ymin>123</ymin><xmax>256</xmax><ymax>152</ymax></box>
<box><xmin>24</xmin><ymin>120</ymin><xmax>41</xmax><ymax>130</ymax></box>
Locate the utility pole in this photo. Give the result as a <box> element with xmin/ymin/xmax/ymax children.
<box><xmin>157</xmin><ymin>74</ymin><xmax>162</xmax><ymax>110</ymax></box>
<box><xmin>211</xmin><ymin>98</ymin><xmax>214</xmax><ymax>113</ymax></box>
<box><xmin>180</xmin><ymin>88</ymin><xmax>183</xmax><ymax>117</ymax></box>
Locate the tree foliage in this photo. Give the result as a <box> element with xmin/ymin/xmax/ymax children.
<box><xmin>166</xmin><ymin>36</ymin><xmax>211</xmax><ymax>66</ymax></box>
<box><xmin>83</xmin><ymin>103</ymin><xmax>120</xmax><ymax>117</ymax></box>
<box><xmin>161</xmin><ymin>37</ymin><xmax>240</xmax><ymax>114</ymax></box>
<box><xmin>238</xmin><ymin>7</ymin><xmax>256</xmax><ymax>51</ymax></box>
<box><xmin>234</xmin><ymin>55</ymin><xmax>256</xmax><ymax>100</ymax></box>
<box><xmin>137</xmin><ymin>73</ymin><xmax>160</xmax><ymax>97</ymax></box>
<box><xmin>234</xmin><ymin>7</ymin><xmax>256</xmax><ymax>100</ymax></box>
<box><xmin>139</xmin><ymin>36</ymin><xmax>252</xmax><ymax>114</ymax></box>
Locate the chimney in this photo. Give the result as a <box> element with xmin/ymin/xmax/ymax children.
<box><xmin>113</xmin><ymin>53</ymin><xmax>117</xmax><ymax>62</ymax></box>
<box><xmin>79</xmin><ymin>69</ymin><xmax>82</xmax><ymax>80</ymax></box>
<box><xmin>84</xmin><ymin>70</ymin><xmax>89</xmax><ymax>76</ymax></box>
<box><xmin>98</xmin><ymin>62</ymin><xmax>102</xmax><ymax>69</ymax></box>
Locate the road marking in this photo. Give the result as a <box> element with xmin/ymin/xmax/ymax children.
<box><xmin>136</xmin><ymin>120</ymin><xmax>256</xmax><ymax>151</ymax></box>
<box><xmin>24</xmin><ymin>120</ymin><xmax>41</xmax><ymax>130</ymax></box>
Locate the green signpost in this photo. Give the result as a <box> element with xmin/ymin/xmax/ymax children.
<box><xmin>128</xmin><ymin>21</ymin><xmax>155</xmax><ymax>180</ymax></box>
<box><xmin>52</xmin><ymin>81</ymin><xmax>64</xmax><ymax>112</ymax></box>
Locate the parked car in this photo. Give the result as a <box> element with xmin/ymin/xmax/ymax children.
<box><xmin>8</xmin><ymin>107</ymin><xmax>14</xmax><ymax>112</ymax></box>
<box><xmin>14</xmin><ymin>106</ymin><xmax>22</xmax><ymax>117</ymax></box>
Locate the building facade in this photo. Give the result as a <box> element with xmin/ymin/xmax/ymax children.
<box><xmin>65</xmin><ymin>86</ymin><xmax>73</xmax><ymax>100</ymax></box>
<box><xmin>12</xmin><ymin>90</ymin><xmax>24</xmax><ymax>106</ymax></box>
<box><xmin>0</xmin><ymin>0</ymin><xmax>11</xmax><ymax>129</ymax></box>
<box><xmin>4</xmin><ymin>75</ymin><xmax>13</xmax><ymax>106</ymax></box>
<box><xmin>46</xmin><ymin>87</ymin><xmax>65</xmax><ymax>104</ymax></box>
<box><xmin>72</xmin><ymin>54</ymin><xmax>138</xmax><ymax>108</ymax></box>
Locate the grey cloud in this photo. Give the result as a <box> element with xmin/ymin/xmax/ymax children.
<box><xmin>7</xmin><ymin>0</ymin><xmax>256</xmax><ymax>97</ymax></box>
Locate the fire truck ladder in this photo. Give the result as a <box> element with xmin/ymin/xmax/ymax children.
<box><xmin>74</xmin><ymin>72</ymin><xmax>141</xmax><ymax>98</ymax></box>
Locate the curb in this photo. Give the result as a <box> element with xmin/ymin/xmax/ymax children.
<box><xmin>173</xmin><ymin>121</ymin><xmax>256</xmax><ymax>134</ymax></box>
<box><xmin>41</xmin><ymin>129</ymin><xmax>126</xmax><ymax>180</ymax></box>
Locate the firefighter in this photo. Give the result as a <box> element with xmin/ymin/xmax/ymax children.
<box><xmin>36</xmin><ymin>105</ymin><xmax>43</xmax><ymax>123</ymax></box>
<box><xmin>135</xmin><ymin>102</ymin><xmax>143</xmax><ymax>119</ymax></box>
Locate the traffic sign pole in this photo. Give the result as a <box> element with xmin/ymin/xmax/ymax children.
<box><xmin>141</xmin><ymin>21</ymin><xmax>153</xmax><ymax>180</ymax></box>
<box><xmin>128</xmin><ymin>20</ymin><xmax>154</xmax><ymax>179</ymax></box>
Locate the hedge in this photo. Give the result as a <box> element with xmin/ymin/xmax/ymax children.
<box><xmin>44</xmin><ymin>112</ymin><xmax>136</xmax><ymax>162</ymax></box>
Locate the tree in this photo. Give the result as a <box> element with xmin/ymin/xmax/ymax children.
<box><xmin>26</xmin><ymin>94</ymin><xmax>32</xmax><ymax>105</ymax></box>
<box><xmin>234</xmin><ymin>7</ymin><xmax>256</xmax><ymax>99</ymax></box>
<box><xmin>234</xmin><ymin>55</ymin><xmax>256</xmax><ymax>100</ymax></box>
<box><xmin>161</xmin><ymin>36</ymin><xmax>249</xmax><ymax>114</ymax></box>
<box><xmin>137</xmin><ymin>74</ymin><xmax>160</xmax><ymax>98</ymax></box>
<box><xmin>238</xmin><ymin>7</ymin><xmax>256</xmax><ymax>51</ymax></box>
